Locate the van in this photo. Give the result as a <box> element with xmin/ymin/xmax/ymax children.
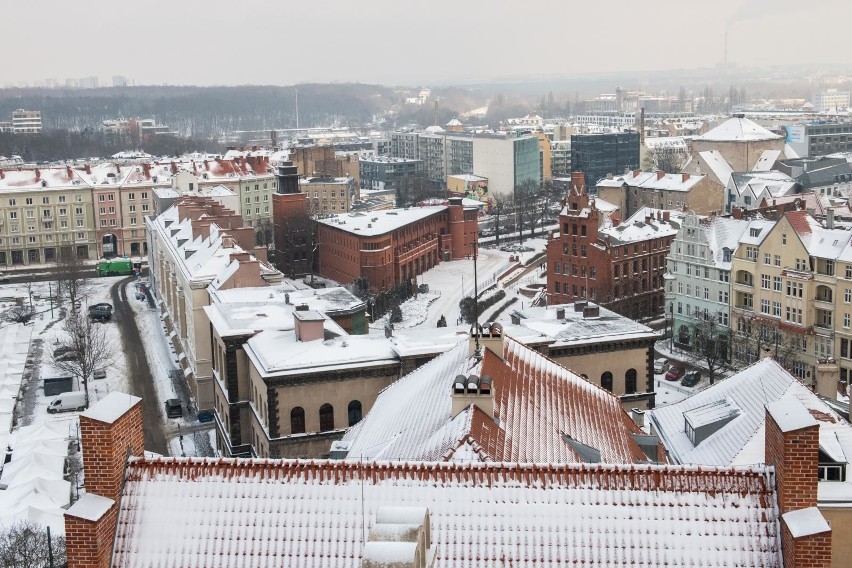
<box><xmin>47</xmin><ymin>391</ymin><xmax>87</xmax><ymax>413</ymax></box>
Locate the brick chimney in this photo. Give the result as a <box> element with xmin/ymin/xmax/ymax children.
<box><xmin>571</xmin><ymin>171</ymin><xmax>585</xmax><ymax>191</ymax></box>
<box><xmin>765</xmin><ymin>400</ymin><xmax>832</xmax><ymax>568</ymax></box>
<box><xmin>451</xmin><ymin>373</ymin><xmax>495</xmax><ymax>420</ymax></box>
<box><xmin>142</xmin><ymin>162</ymin><xmax>151</xmax><ymax>179</ymax></box>
<box><xmin>64</xmin><ymin>392</ymin><xmax>144</xmax><ymax>568</ymax></box>
<box><xmin>682</xmin><ymin>173</ymin><xmax>690</xmax><ymax>182</ymax></box>
<box><xmin>34</xmin><ymin>168</ymin><xmax>41</xmax><ymax>182</ymax></box>
<box><xmin>85</xmin><ymin>163</ymin><xmax>91</xmax><ymax>175</ymax></box>
<box><xmin>656</xmin><ymin>170</ymin><xmax>665</xmax><ymax>180</ymax></box>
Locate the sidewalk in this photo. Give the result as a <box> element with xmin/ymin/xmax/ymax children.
<box><xmin>654</xmin><ymin>339</ymin><xmax>737</xmax><ymax>380</ymax></box>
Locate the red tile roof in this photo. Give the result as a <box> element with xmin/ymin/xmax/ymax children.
<box><xmin>111</xmin><ymin>457</ymin><xmax>781</xmax><ymax>568</ymax></box>
<box><xmin>785</xmin><ymin>210</ymin><xmax>814</xmax><ymax>236</ymax></box>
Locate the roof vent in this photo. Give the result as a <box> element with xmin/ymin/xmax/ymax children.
<box><xmin>684</xmin><ymin>399</ymin><xmax>741</xmax><ymax>446</ymax></box>
<box><xmin>556</xmin><ymin>307</ymin><xmax>565</xmax><ymax>320</ymax></box>
<box><xmin>574</xmin><ymin>301</ymin><xmax>588</xmax><ymax>312</ymax></box>
<box><xmin>561</xmin><ymin>433</ymin><xmax>601</xmax><ymax>463</ymax></box>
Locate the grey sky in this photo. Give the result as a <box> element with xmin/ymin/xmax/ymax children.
<box><xmin>8</xmin><ymin>0</ymin><xmax>850</xmax><ymax>87</ymax></box>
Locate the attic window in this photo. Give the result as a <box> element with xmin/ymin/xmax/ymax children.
<box><xmin>561</xmin><ymin>433</ymin><xmax>601</xmax><ymax>463</ymax></box>
<box><xmin>749</xmin><ymin>228</ymin><xmax>761</xmax><ymax>237</ymax></box>
<box><xmin>818</xmin><ymin>449</ymin><xmax>847</xmax><ymax>482</ymax></box>
<box><xmin>722</xmin><ymin>248</ymin><xmax>732</xmax><ymax>262</ymax></box>
<box><xmin>684</xmin><ymin>399</ymin><xmax>741</xmax><ymax>447</ymax></box>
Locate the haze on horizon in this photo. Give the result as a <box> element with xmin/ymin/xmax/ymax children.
<box><xmin>8</xmin><ymin>0</ymin><xmax>850</xmax><ymax>87</ymax></box>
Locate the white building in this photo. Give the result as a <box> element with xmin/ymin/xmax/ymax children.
<box><xmin>813</xmin><ymin>89</ymin><xmax>850</xmax><ymax>112</ymax></box>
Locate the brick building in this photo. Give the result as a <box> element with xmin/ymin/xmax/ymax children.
<box><xmin>317</xmin><ymin>197</ymin><xmax>477</xmax><ymax>291</ymax></box>
<box><xmin>546</xmin><ymin>172</ymin><xmax>683</xmax><ymax>320</ymax></box>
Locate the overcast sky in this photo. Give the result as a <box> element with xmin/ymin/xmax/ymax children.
<box><xmin>8</xmin><ymin>0</ymin><xmax>849</xmax><ymax>87</ymax></box>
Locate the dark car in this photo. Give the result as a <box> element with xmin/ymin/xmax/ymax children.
<box><xmin>165</xmin><ymin>399</ymin><xmax>183</xmax><ymax>419</ymax></box>
<box><xmin>88</xmin><ymin>304</ymin><xmax>112</xmax><ymax>322</ymax></box>
<box><xmin>681</xmin><ymin>371</ymin><xmax>701</xmax><ymax>388</ymax></box>
<box><xmin>665</xmin><ymin>364</ymin><xmax>685</xmax><ymax>381</ymax></box>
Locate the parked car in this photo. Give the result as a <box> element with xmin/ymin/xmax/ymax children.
<box><xmin>165</xmin><ymin>399</ymin><xmax>183</xmax><ymax>419</ymax></box>
<box><xmin>47</xmin><ymin>391</ymin><xmax>87</xmax><ymax>413</ymax></box>
<box><xmin>665</xmin><ymin>364</ymin><xmax>685</xmax><ymax>381</ymax></box>
<box><xmin>653</xmin><ymin>358</ymin><xmax>669</xmax><ymax>374</ymax></box>
<box><xmin>681</xmin><ymin>371</ymin><xmax>702</xmax><ymax>388</ymax></box>
<box><xmin>53</xmin><ymin>347</ymin><xmax>78</xmax><ymax>362</ymax></box>
<box><xmin>88</xmin><ymin>304</ymin><xmax>112</xmax><ymax>322</ymax></box>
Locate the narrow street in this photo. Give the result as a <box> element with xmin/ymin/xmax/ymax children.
<box><xmin>110</xmin><ymin>276</ymin><xmax>169</xmax><ymax>455</ymax></box>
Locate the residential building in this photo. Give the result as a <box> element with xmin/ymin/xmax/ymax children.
<box><xmin>146</xmin><ymin>197</ymin><xmax>280</xmax><ymax>411</ymax></box>
<box><xmin>0</xmin><ymin>167</ymin><xmax>96</xmax><ymax>264</ymax></box>
<box><xmin>813</xmin><ymin>89</ymin><xmax>850</xmax><ymax>112</ymax></box>
<box><xmin>338</xmin><ymin>330</ymin><xmax>661</xmax><ymax>463</ymax></box>
<box><xmin>391</xmin><ymin>129</ymin><xmax>541</xmax><ymax>197</ymax></box>
<box><xmin>63</xmin><ymin>379</ymin><xmax>832</xmax><ymax>567</ymax></box>
<box><xmin>665</xmin><ymin>213</ymin><xmax>753</xmax><ymax>352</ymax></box>
<box><xmin>317</xmin><ymin>198</ymin><xmax>477</xmax><ymax>292</ymax></box>
<box><xmin>506</xmin><ymin>303</ymin><xmax>659</xmax><ymax>409</ymax></box>
<box><xmin>776</xmin><ymin>156</ymin><xmax>852</xmax><ymax>197</ymax></box>
<box><xmin>546</xmin><ymin>173</ymin><xmax>682</xmax><ymax>320</ymax></box>
<box><xmin>596</xmin><ymin>170</ymin><xmax>715</xmax><ymax>217</ymax></box>
<box><xmin>570</xmin><ymin>132</ymin><xmax>640</xmax><ymax>190</ymax></box>
<box><xmin>724</xmin><ymin>171</ymin><xmax>798</xmax><ymax>214</ymax></box>
<box><xmin>8</xmin><ymin>109</ymin><xmax>42</xmax><ymax>133</ymax></box>
<box><xmin>647</xmin><ymin>357</ymin><xmax>852</xmax><ymax>566</ymax></box>
<box><xmin>550</xmin><ymin>139</ymin><xmax>571</xmax><ymax>177</ymax></box>
<box><xmin>729</xmin><ymin>210</ymin><xmax>850</xmax><ymax>383</ymax></box>
<box><xmin>389</xmin><ymin>131</ymin><xmax>420</xmax><ymax>160</ymax></box>
<box><xmin>299</xmin><ymin>176</ymin><xmax>354</xmax><ymax>215</ymax></box>
<box><xmin>359</xmin><ymin>156</ymin><xmax>423</xmax><ymax>192</ymax></box>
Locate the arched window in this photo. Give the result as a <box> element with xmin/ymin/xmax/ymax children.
<box><xmin>601</xmin><ymin>372</ymin><xmax>613</xmax><ymax>392</ymax></box>
<box><xmin>625</xmin><ymin>369</ymin><xmax>637</xmax><ymax>394</ymax></box>
<box><xmin>348</xmin><ymin>400</ymin><xmax>363</xmax><ymax>426</ymax></box>
<box><xmin>290</xmin><ymin>407</ymin><xmax>305</xmax><ymax>434</ymax></box>
<box><xmin>319</xmin><ymin>403</ymin><xmax>335</xmax><ymax>432</ymax></box>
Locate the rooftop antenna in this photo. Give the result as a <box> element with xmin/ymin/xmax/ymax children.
<box><xmin>472</xmin><ymin>238</ymin><xmax>482</xmax><ymax>358</ymax></box>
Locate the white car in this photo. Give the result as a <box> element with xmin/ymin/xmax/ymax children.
<box><xmin>653</xmin><ymin>358</ymin><xmax>669</xmax><ymax>374</ymax></box>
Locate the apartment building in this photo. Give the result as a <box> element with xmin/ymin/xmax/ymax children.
<box><xmin>0</xmin><ymin>109</ymin><xmax>42</xmax><ymax>133</ymax></box>
<box><xmin>299</xmin><ymin>176</ymin><xmax>354</xmax><ymax>215</ymax></box>
<box><xmin>546</xmin><ymin>173</ymin><xmax>682</xmax><ymax>320</ymax></box>
<box><xmin>146</xmin><ymin>196</ymin><xmax>281</xmax><ymax>410</ymax></box>
<box><xmin>596</xmin><ymin>170</ymin><xmax>715</xmax><ymax>217</ymax></box>
<box><xmin>359</xmin><ymin>156</ymin><xmax>423</xmax><ymax>191</ymax></box>
<box><xmin>724</xmin><ymin>171</ymin><xmax>798</xmax><ymax>214</ymax></box>
<box><xmin>0</xmin><ymin>168</ymin><xmax>96</xmax><ymax>265</ymax></box>
<box><xmin>665</xmin><ymin>213</ymin><xmax>753</xmax><ymax>353</ymax></box>
<box><xmin>729</xmin><ymin>210</ymin><xmax>850</xmax><ymax>384</ymax></box>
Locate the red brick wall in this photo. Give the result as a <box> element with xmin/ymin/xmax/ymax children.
<box><xmin>765</xmin><ymin>409</ymin><xmax>819</xmax><ymax>514</ymax></box>
<box><xmin>65</xmin><ymin>505</ymin><xmax>118</xmax><ymax>568</ymax></box>
<box><xmin>781</xmin><ymin>519</ymin><xmax>832</xmax><ymax>568</ymax></box>
<box><xmin>80</xmin><ymin>401</ymin><xmax>144</xmax><ymax>503</ymax></box>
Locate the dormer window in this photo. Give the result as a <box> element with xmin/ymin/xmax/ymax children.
<box><xmin>818</xmin><ymin>449</ymin><xmax>847</xmax><ymax>482</ymax></box>
<box><xmin>722</xmin><ymin>248</ymin><xmax>732</xmax><ymax>262</ymax></box>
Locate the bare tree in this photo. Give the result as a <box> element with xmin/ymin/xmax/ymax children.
<box><xmin>0</xmin><ymin>521</ymin><xmax>66</xmax><ymax>568</ymax></box>
<box><xmin>687</xmin><ymin>312</ymin><xmax>729</xmax><ymax>385</ymax></box>
<box><xmin>489</xmin><ymin>192</ymin><xmax>513</xmax><ymax>246</ymax></box>
<box><xmin>1</xmin><ymin>304</ymin><xmax>36</xmax><ymax>324</ymax></box>
<box><xmin>49</xmin><ymin>311</ymin><xmax>116</xmax><ymax>406</ymax></box>
<box><xmin>54</xmin><ymin>252</ymin><xmax>91</xmax><ymax>310</ymax></box>
<box><xmin>642</xmin><ymin>148</ymin><xmax>686</xmax><ymax>173</ymax></box>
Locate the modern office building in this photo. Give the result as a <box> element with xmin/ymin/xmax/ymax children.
<box><xmin>570</xmin><ymin>132</ymin><xmax>640</xmax><ymax>190</ymax></box>
<box><xmin>358</xmin><ymin>156</ymin><xmax>423</xmax><ymax>191</ymax></box>
<box><xmin>783</xmin><ymin>122</ymin><xmax>852</xmax><ymax>158</ymax></box>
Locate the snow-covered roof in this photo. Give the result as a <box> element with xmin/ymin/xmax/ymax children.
<box><xmin>736</xmin><ymin>218</ymin><xmax>776</xmax><ymax>246</ymax></box>
<box><xmin>647</xmin><ymin>357</ymin><xmax>852</xmax><ymax>503</ymax></box>
<box><xmin>697</xmin><ymin>150</ymin><xmax>734</xmax><ymax>185</ymax></box>
<box><xmin>65</xmin><ymin>493</ymin><xmax>114</xmax><ymax>522</ymax></box>
<box><xmin>111</xmin><ymin>456</ymin><xmax>782</xmax><ymax>567</ymax></box>
<box><xmin>696</xmin><ymin>116</ymin><xmax>782</xmax><ymax>142</ymax></box>
<box><xmin>753</xmin><ymin>149</ymin><xmax>782</xmax><ymax>171</ymax></box>
<box><xmin>318</xmin><ymin>206</ymin><xmax>447</xmax><ymax>237</ymax></box>
<box><xmin>596</xmin><ymin>171</ymin><xmax>705</xmax><ymax>193</ymax></box>
<box><xmin>204</xmin><ymin>302</ymin><xmax>347</xmax><ymax>339</ymax></box>
<box><xmin>783</xmin><ymin>507</ymin><xmax>831</xmax><ymax>538</ymax></box>
<box><xmin>728</xmin><ymin>171</ymin><xmax>797</xmax><ymax>201</ymax></box>
<box><xmin>82</xmin><ymin>392</ymin><xmax>141</xmax><ymax>424</ymax></box>
<box><xmin>600</xmin><ymin>207</ymin><xmax>684</xmax><ymax>244</ymax></box>
<box><xmin>508</xmin><ymin>303</ymin><xmax>657</xmax><ymax>348</ymax></box>
<box><xmin>343</xmin><ymin>337</ymin><xmax>651</xmax><ymax>464</ymax></box>
<box><xmin>699</xmin><ymin>216</ymin><xmax>752</xmax><ymax>270</ymax></box>
<box><xmin>387</xmin><ymin>327</ymin><xmax>469</xmax><ymax>358</ymax></box>
<box><xmin>245</xmin><ymin>329</ymin><xmax>398</xmax><ymax>378</ymax></box>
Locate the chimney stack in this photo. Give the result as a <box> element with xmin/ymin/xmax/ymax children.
<box><xmin>656</xmin><ymin>170</ymin><xmax>665</xmax><ymax>180</ymax></box>
<box><xmin>826</xmin><ymin>208</ymin><xmax>835</xmax><ymax>229</ymax></box>
<box><xmin>293</xmin><ymin>310</ymin><xmax>325</xmax><ymax>342</ymax></box>
<box><xmin>64</xmin><ymin>392</ymin><xmax>144</xmax><ymax>568</ymax></box>
<box><xmin>765</xmin><ymin>400</ymin><xmax>832</xmax><ymax>568</ymax></box>
<box><xmin>451</xmin><ymin>373</ymin><xmax>495</xmax><ymax>421</ymax></box>
<box><xmin>682</xmin><ymin>173</ymin><xmax>690</xmax><ymax>182</ymax></box>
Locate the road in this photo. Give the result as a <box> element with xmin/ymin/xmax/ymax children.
<box><xmin>110</xmin><ymin>276</ymin><xmax>169</xmax><ymax>455</ymax></box>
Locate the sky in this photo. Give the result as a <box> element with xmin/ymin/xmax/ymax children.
<box><xmin>7</xmin><ymin>0</ymin><xmax>850</xmax><ymax>87</ymax></box>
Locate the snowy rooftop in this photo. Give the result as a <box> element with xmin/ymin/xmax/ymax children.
<box><xmin>209</xmin><ymin>281</ymin><xmax>365</xmax><ymax>316</ymax></box>
<box><xmin>343</xmin><ymin>337</ymin><xmax>651</xmax><ymax>464</ymax></box>
<box><xmin>387</xmin><ymin>326</ymin><xmax>469</xmax><ymax>358</ymax></box>
<box><xmin>204</xmin><ymin>302</ymin><xmax>348</xmax><ymax>339</ymax></box>
<box><xmin>111</xmin><ymin>457</ymin><xmax>781</xmax><ymax>568</ymax></box>
<box><xmin>245</xmin><ymin>330</ymin><xmax>397</xmax><ymax>378</ymax></box>
<box><xmin>647</xmin><ymin>357</ymin><xmax>852</xmax><ymax>503</ymax></box>
<box><xmin>783</xmin><ymin>507</ymin><xmax>831</xmax><ymax>538</ymax></box>
<box><xmin>508</xmin><ymin>303</ymin><xmax>657</xmax><ymax>347</ymax></box>
<box><xmin>699</xmin><ymin>216</ymin><xmax>752</xmax><ymax>270</ymax></box>
<box><xmin>696</xmin><ymin>116</ymin><xmax>782</xmax><ymax>142</ymax></box>
<box><xmin>318</xmin><ymin>206</ymin><xmax>447</xmax><ymax>237</ymax></box>
<box><xmin>596</xmin><ymin>171</ymin><xmax>705</xmax><ymax>193</ymax></box>
<box><xmin>601</xmin><ymin>207</ymin><xmax>684</xmax><ymax>244</ymax></box>
<box><xmin>736</xmin><ymin>219</ymin><xmax>776</xmax><ymax>246</ymax></box>
<box><xmin>82</xmin><ymin>392</ymin><xmax>141</xmax><ymax>424</ymax></box>
<box><xmin>696</xmin><ymin>150</ymin><xmax>734</xmax><ymax>185</ymax></box>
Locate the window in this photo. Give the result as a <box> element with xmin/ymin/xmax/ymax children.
<box><xmin>774</xmin><ymin>255</ymin><xmax>781</xmax><ymax>266</ymax></box>
<box><xmin>601</xmin><ymin>372</ymin><xmax>613</xmax><ymax>392</ymax></box>
<box><xmin>786</xmin><ymin>306</ymin><xmax>803</xmax><ymax>324</ymax></box>
<box><xmin>782</xmin><ymin>233</ymin><xmax>787</xmax><ymax>245</ymax></box>
<box><xmin>75</xmin><ymin>207</ymin><xmax>83</xmax><ymax>215</ymax></box>
<box><xmin>7</xmin><ymin>199</ymin><xmax>14</xmax><ymax>206</ymax></box>
<box><xmin>773</xmin><ymin>277</ymin><xmax>782</xmax><ymax>292</ymax></box>
<box><xmin>761</xmin><ymin>299</ymin><xmax>770</xmax><ymax>314</ymax></box>
<box><xmin>761</xmin><ymin>275</ymin><xmax>770</xmax><ymax>289</ymax></box>
<box><xmin>58</xmin><ymin>196</ymin><xmax>65</xmax><ymax>203</ymax></box>
<box><xmin>290</xmin><ymin>407</ymin><xmax>305</xmax><ymax>434</ymax></box>
<box><xmin>99</xmin><ymin>207</ymin><xmax>105</xmax><ymax>214</ymax></box>
<box><xmin>348</xmin><ymin>401</ymin><xmax>363</xmax><ymax>426</ymax></box>
<box><xmin>845</xmin><ymin>313</ymin><xmax>851</xmax><ymax>328</ymax></box>
<box><xmin>98</xmin><ymin>195</ymin><xmax>105</xmax><ymax>202</ymax></box>
<box><xmin>786</xmin><ymin>281</ymin><xmax>803</xmax><ymax>298</ymax></box>
<box><xmin>59</xmin><ymin>208</ymin><xmax>66</xmax><ymax>216</ymax></box>
<box><xmin>746</xmin><ymin>246</ymin><xmax>757</xmax><ymax>260</ymax></box>
<box><xmin>718</xmin><ymin>290</ymin><xmax>729</xmax><ymax>303</ymax></box>
<box><xmin>42</xmin><ymin>197</ymin><xmax>49</xmax><ymax>204</ymax></box>
<box><xmin>319</xmin><ymin>403</ymin><xmax>334</xmax><ymax>432</ymax></box>
<box><xmin>846</xmin><ymin>265</ymin><xmax>852</xmax><ymax>279</ymax></box>
<box><xmin>76</xmin><ymin>219</ymin><xmax>83</xmax><ymax>227</ymax></box>
<box><xmin>8</xmin><ymin>212</ymin><xmax>16</xmax><ymax>220</ymax></box>
<box><xmin>773</xmin><ymin>302</ymin><xmax>781</xmax><ymax>317</ymax></box>
<box><xmin>129</xmin><ymin>205</ymin><xmax>136</xmax><ymax>212</ymax></box>
<box><xmin>75</xmin><ymin>195</ymin><xmax>82</xmax><ymax>202</ymax></box>
<box><xmin>141</xmin><ymin>192</ymin><xmax>147</xmax><ymax>199</ymax></box>
<box><xmin>625</xmin><ymin>369</ymin><xmax>637</xmax><ymax>394</ymax></box>
<box><xmin>25</xmin><ymin>198</ymin><xmax>32</xmax><ymax>205</ymax></box>
<box><xmin>128</xmin><ymin>193</ymin><xmax>135</xmax><ymax>200</ymax></box>
<box><xmin>26</xmin><ymin>210</ymin><xmax>33</xmax><ymax>218</ymax></box>
<box><xmin>142</xmin><ymin>204</ymin><xmax>149</xmax><ymax>212</ymax></box>
<box><xmin>846</xmin><ymin>289</ymin><xmax>851</xmax><ymax>303</ymax></box>
<box><xmin>130</xmin><ymin>217</ymin><xmax>137</xmax><ymax>225</ymax></box>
